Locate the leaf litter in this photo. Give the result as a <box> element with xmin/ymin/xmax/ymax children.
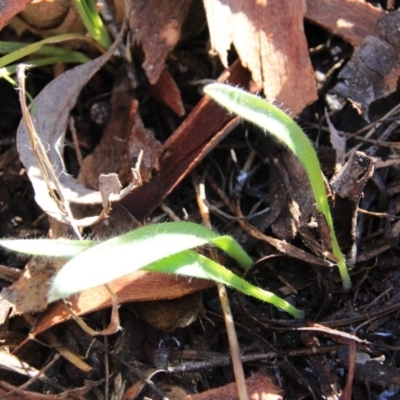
<box><xmin>1</xmin><ymin>0</ymin><xmax>400</xmax><ymax>399</ymax></box>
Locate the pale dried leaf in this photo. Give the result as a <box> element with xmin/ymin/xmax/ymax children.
<box><xmin>0</xmin><ymin>350</ymin><xmax>42</xmax><ymax>378</ymax></box>
<box><xmin>203</xmin><ymin>0</ymin><xmax>317</xmax><ymax>114</ymax></box>
<box><xmin>17</xmin><ymin>31</ymin><xmax>140</xmax><ymax>226</ymax></box>
<box><xmin>99</xmin><ymin>173</ymin><xmax>122</xmax><ymax>208</ymax></box>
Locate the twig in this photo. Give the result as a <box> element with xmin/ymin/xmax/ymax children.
<box><xmin>192</xmin><ymin>172</ymin><xmax>249</xmax><ymax>400</ymax></box>
<box><xmin>0</xmin><ymin>354</ymin><xmax>61</xmax><ymax>399</ymax></box>
<box><xmin>69</xmin><ymin>116</ymin><xmax>91</xmax><ymax>186</ymax></box>
<box><xmin>65</xmin><ymin>284</ymin><xmax>121</xmax><ymax>336</ymax></box>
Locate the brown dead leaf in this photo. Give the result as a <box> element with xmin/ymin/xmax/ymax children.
<box><xmin>150</xmin><ymin>67</ymin><xmax>185</xmax><ymax>116</ymax></box>
<box><xmin>30</xmin><ymin>272</ymin><xmax>213</xmax><ymax>337</ymax></box>
<box><xmin>129</xmin><ymin>0</ymin><xmax>193</xmax><ymax>84</ymax></box>
<box><xmin>330</xmin><ymin>151</ymin><xmax>374</xmax><ymax>263</ymax></box>
<box><xmin>78</xmin><ymin>74</ymin><xmax>162</xmax><ymax>187</ymax></box>
<box><xmin>331</xmin><ymin>12</ymin><xmax>400</xmax><ymax>118</ymax></box>
<box><xmin>332</xmin><ymin>35</ymin><xmax>400</xmax><ymax>118</ymax></box>
<box><xmin>203</xmin><ymin>0</ymin><xmax>317</xmax><ymax>114</ymax></box>
<box><xmin>121</xmin><ymin>61</ymin><xmax>252</xmax><ymax>220</ymax></box>
<box><xmin>268</xmin><ymin>145</ymin><xmax>315</xmax><ymax>242</ymax></box>
<box><xmin>183</xmin><ymin>369</ymin><xmax>283</xmax><ymax>399</ymax></box>
<box><xmin>133</xmin><ymin>292</ymin><xmax>204</xmax><ymax>331</ymax></box>
<box><xmin>0</xmin><ymin>0</ymin><xmax>31</xmax><ymax>31</ymax></box>
<box><xmin>0</xmin><ymin>258</ymin><xmax>63</xmax><ymax>324</ymax></box>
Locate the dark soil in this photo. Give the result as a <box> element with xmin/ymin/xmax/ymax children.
<box><xmin>1</xmin><ymin>2</ymin><xmax>400</xmax><ymax>399</ymax></box>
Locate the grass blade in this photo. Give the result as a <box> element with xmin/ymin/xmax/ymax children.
<box><xmin>47</xmin><ymin>222</ymin><xmax>252</xmax><ymax>301</ymax></box>
<box><xmin>204</xmin><ymin>83</ymin><xmax>351</xmax><ymax>289</ymax></box>
<box><xmin>146</xmin><ymin>250</ymin><xmax>304</xmax><ymax>319</ymax></box>
<box><xmin>0</xmin><ymin>34</ymin><xmax>94</xmax><ymax>69</ymax></box>
<box><xmin>73</xmin><ymin>0</ymin><xmax>112</xmax><ymax>49</ymax></box>
<box><xmin>0</xmin><ymin>238</ymin><xmax>96</xmax><ymax>257</ymax></box>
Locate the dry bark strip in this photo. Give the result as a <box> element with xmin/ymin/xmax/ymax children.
<box><xmin>305</xmin><ymin>0</ymin><xmax>385</xmax><ymax>47</ymax></box>
<box><xmin>121</xmin><ymin>60</ymin><xmax>252</xmax><ymax>220</ymax></box>
<box><xmin>204</xmin><ymin>0</ymin><xmax>317</xmax><ymax>115</ymax></box>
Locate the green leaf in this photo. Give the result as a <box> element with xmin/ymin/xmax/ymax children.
<box><xmin>0</xmin><ymin>34</ymin><xmax>93</xmax><ymax>70</ymax></box>
<box><xmin>47</xmin><ymin>222</ymin><xmax>252</xmax><ymax>302</ymax></box>
<box><xmin>204</xmin><ymin>83</ymin><xmax>351</xmax><ymax>289</ymax></box>
<box><xmin>73</xmin><ymin>0</ymin><xmax>112</xmax><ymax>49</ymax></box>
<box><xmin>145</xmin><ymin>250</ymin><xmax>304</xmax><ymax>319</ymax></box>
<box><xmin>0</xmin><ymin>41</ymin><xmax>90</xmax><ymax>63</ymax></box>
<box><xmin>0</xmin><ymin>238</ymin><xmax>96</xmax><ymax>257</ymax></box>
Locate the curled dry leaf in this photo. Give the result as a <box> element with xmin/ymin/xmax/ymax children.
<box><xmin>80</xmin><ymin>75</ymin><xmax>162</xmax><ymax>188</ymax></box>
<box><xmin>16</xmin><ymin>29</ymin><xmax>140</xmax><ymax>227</ymax></box>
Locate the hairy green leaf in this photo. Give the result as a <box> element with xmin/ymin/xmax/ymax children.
<box><xmin>0</xmin><ymin>238</ymin><xmax>96</xmax><ymax>257</ymax></box>
<box><xmin>47</xmin><ymin>222</ymin><xmax>253</xmax><ymax>301</ymax></box>
<box><xmin>146</xmin><ymin>250</ymin><xmax>304</xmax><ymax>319</ymax></box>
<box><xmin>204</xmin><ymin>83</ymin><xmax>351</xmax><ymax>288</ymax></box>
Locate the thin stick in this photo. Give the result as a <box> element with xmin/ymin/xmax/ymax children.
<box><xmin>69</xmin><ymin>116</ymin><xmax>91</xmax><ymax>186</ymax></box>
<box><xmin>192</xmin><ymin>172</ymin><xmax>249</xmax><ymax>400</ymax></box>
<box><xmin>0</xmin><ymin>354</ymin><xmax>61</xmax><ymax>399</ymax></box>
<box><xmin>65</xmin><ymin>284</ymin><xmax>121</xmax><ymax>336</ymax></box>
